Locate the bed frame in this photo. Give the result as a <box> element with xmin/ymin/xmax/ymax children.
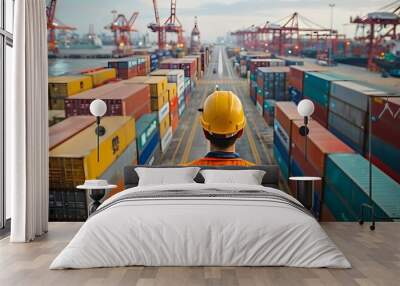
<box><xmin>124</xmin><ymin>165</ymin><xmax>280</xmax><ymax>189</ymax></box>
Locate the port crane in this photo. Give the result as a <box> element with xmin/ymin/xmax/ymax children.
<box><xmin>105</xmin><ymin>10</ymin><xmax>139</xmax><ymax>55</ymax></box>
<box><xmin>351</xmin><ymin>1</ymin><xmax>400</xmax><ymax>71</ymax></box>
<box><xmin>46</xmin><ymin>0</ymin><xmax>76</xmax><ymax>54</ymax></box>
<box><xmin>148</xmin><ymin>0</ymin><xmax>185</xmax><ymax>50</ymax></box>
<box><xmin>231</xmin><ymin>12</ymin><xmax>344</xmax><ymax>59</ymax></box>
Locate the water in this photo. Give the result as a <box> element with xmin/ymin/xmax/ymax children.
<box><xmin>48</xmin><ymin>46</ymin><xmax>114</xmax><ymax>77</ymax></box>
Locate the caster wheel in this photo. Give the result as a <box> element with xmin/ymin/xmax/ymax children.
<box><xmin>359</xmin><ymin>220</ymin><xmax>364</xmax><ymax>225</ymax></box>
<box><xmin>370</xmin><ymin>225</ymin><xmax>375</xmax><ymax>231</ymax></box>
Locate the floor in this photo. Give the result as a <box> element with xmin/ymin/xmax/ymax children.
<box><xmin>1</xmin><ymin>222</ymin><xmax>399</xmax><ymax>286</ymax></box>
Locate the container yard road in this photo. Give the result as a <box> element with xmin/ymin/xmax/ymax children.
<box><xmin>156</xmin><ymin>46</ymin><xmax>275</xmax><ymax>166</ymax></box>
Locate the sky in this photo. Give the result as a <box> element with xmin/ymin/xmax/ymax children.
<box><xmin>54</xmin><ymin>0</ymin><xmax>390</xmax><ymax>42</ymax></box>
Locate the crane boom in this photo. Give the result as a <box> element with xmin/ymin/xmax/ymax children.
<box><xmin>153</xmin><ymin>0</ymin><xmax>160</xmax><ymax>25</ymax></box>
<box><xmin>46</xmin><ymin>0</ymin><xmax>57</xmax><ymax>26</ymax></box>
<box><xmin>128</xmin><ymin>12</ymin><xmax>139</xmax><ymax>27</ymax></box>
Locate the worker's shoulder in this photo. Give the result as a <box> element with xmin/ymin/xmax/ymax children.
<box><xmin>183</xmin><ymin>157</ymin><xmax>255</xmax><ymax>167</ymax></box>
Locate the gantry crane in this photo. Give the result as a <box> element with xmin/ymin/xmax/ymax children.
<box><xmin>46</xmin><ymin>0</ymin><xmax>76</xmax><ymax>54</ymax></box>
<box><xmin>231</xmin><ymin>12</ymin><xmax>343</xmax><ymax>59</ymax></box>
<box><xmin>148</xmin><ymin>0</ymin><xmax>185</xmax><ymax>50</ymax></box>
<box><xmin>351</xmin><ymin>1</ymin><xmax>400</xmax><ymax>71</ymax></box>
<box><xmin>105</xmin><ymin>10</ymin><xmax>139</xmax><ymax>54</ymax></box>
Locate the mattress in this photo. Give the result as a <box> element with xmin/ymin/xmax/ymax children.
<box><xmin>50</xmin><ymin>183</ymin><xmax>351</xmax><ymax>269</ymax></box>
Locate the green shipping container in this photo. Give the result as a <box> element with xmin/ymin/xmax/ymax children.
<box><xmin>136</xmin><ymin>112</ymin><xmax>158</xmax><ymax>153</ymax></box>
<box><xmin>324</xmin><ymin>183</ymin><xmax>358</xmax><ymax>221</ymax></box>
<box><xmin>273</xmin><ymin>145</ymin><xmax>289</xmax><ymax>180</ymax></box>
<box><xmin>303</xmin><ymin>72</ymin><xmax>348</xmax><ymax>107</ymax></box>
<box><xmin>324</xmin><ymin>153</ymin><xmax>400</xmax><ymax>221</ymax></box>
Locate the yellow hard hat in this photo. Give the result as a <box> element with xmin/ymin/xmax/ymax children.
<box><xmin>200</xmin><ymin>91</ymin><xmax>246</xmax><ymax>136</ymax></box>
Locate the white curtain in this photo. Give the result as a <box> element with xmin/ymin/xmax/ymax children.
<box><xmin>8</xmin><ymin>0</ymin><xmax>49</xmax><ymax>242</ymax></box>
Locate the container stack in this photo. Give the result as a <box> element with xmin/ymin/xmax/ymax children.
<box><xmin>303</xmin><ymin>72</ymin><xmax>349</xmax><ymax>127</ymax></box>
<box><xmin>328</xmin><ymin>81</ymin><xmax>386</xmax><ymax>154</ymax></box>
<box><xmin>250</xmin><ymin>59</ymin><xmax>285</xmax><ymax>81</ymax></box>
<box><xmin>371</xmin><ymin>97</ymin><xmax>400</xmax><ymax>183</ymax></box>
<box><xmin>324</xmin><ymin>153</ymin><xmax>400</xmax><ymax>221</ymax></box>
<box><xmin>273</xmin><ymin>102</ymin><xmax>303</xmax><ymax>181</ymax></box>
<box><xmin>276</xmin><ymin>56</ymin><xmax>304</xmax><ymax>67</ymax></box>
<box><xmin>185</xmin><ymin>54</ymin><xmax>202</xmax><ymax>79</ymax></box>
<box><xmin>290</xmin><ymin>119</ymin><xmax>354</xmax><ymax>219</ymax></box>
<box><xmin>49</xmin><ymin>116</ymin><xmax>137</xmax><ymax>221</ymax></box>
<box><xmin>108</xmin><ymin>58</ymin><xmax>139</xmax><ymax>80</ymax></box>
<box><xmin>64</xmin><ymin>82</ymin><xmax>151</xmax><ymax>121</ymax></box>
<box><xmin>136</xmin><ymin>113</ymin><xmax>160</xmax><ymax>165</ymax></box>
<box><xmin>48</xmin><ymin>75</ymin><xmax>93</xmax><ymax>110</ymax></box>
<box><xmin>288</xmin><ymin>66</ymin><xmax>327</xmax><ymax>104</ymax></box>
<box><xmin>160</xmin><ymin>58</ymin><xmax>197</xmax><ymax>82</ymax></box>
<box><xmin>255</xmin><ymin>66</ymin><xmax>290</xmax><ymax>124</ymax></box>
<box><xmin>82</xmin><ymin>68</ymin><xmax>117</xmax><ymax>87</ymax></box>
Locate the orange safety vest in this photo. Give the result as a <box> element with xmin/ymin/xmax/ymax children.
<box><xmin>186</xmin><ymin>156</ymin><xmax>255</xmax><ymax>167</ymax></box>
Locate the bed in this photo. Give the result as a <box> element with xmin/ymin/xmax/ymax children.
<box><xmin>50</xmin><ymin>165</ymin><xmax>350</xmax><ymax>269</ymax></box>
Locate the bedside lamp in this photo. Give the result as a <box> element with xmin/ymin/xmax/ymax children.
<box><xmin>297</xmin><ymin>99</ymin><xmax>315</xmax><ymax>161</ymax></box>
<box><xmin>76</xmin><ymin>99</ymin><xmax>116</xmax><ymax>215</ymax></box>
<box><xmin>90</xmin><ymin>99</ymin><xmax>107</xmax><ymax>162</ymax></box>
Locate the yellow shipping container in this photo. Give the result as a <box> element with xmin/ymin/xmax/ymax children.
<box><xmin>49</xmin><ymin>116</ymin><xmax>136</xmax><ymax>190</ymax></box>
<box><xmin>84</xmin><ymin>68</ymin><xmax>117</xmax><ymax>87</ymax></box>
<box><xmin>167</xmin><ymin>83</ymin><xmax>177</xmax><ymax>101</ymax></box>
<box><xmin>146</xmin><ymin>76</ymin><xmax>168</xmax><ymax>98</ymax></box>
<box><xmin>151</xmin><ymin>90</ymin><xmax>169</xmax><ymax>111</ymax></box>
<box><xmin>48</xmin><ymin>75</ymin><xmax>93</xmax><ymax>98</ymax></box>
<box><xmin>159</xmin><ymin>113</ymin><xmax>171</xmax><ymax>138</ymax></box>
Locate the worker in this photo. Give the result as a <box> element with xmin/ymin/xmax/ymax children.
<box><xmin>187</xmin><ymin>90</ymin><xmax>254</xmax><ymax>166</ymax></box>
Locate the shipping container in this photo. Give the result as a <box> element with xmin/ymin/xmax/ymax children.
<box><xmin>65</xmin><ymin>82</ymin><xmax>151</xmax><ymax>121</ymax></box>
<box><xmin>136</xmin><ymin>112</ymin><xmax>158</xmax><ymax>154</ymax></box>
<box><xmin>371</xmin><ymin>97</ymin><xmax>400</xmax><ymax>150</ymax></box>
<box><xmin>124</xmin><ymin>76</ymin><xmax>169</xmax><ymax>111</ymax></box>
<box><xmin>303</xmin><ymin>72</ymin><xmax>349</xmax><ymax>108</ymax></box>
<box><xmin>291</xmin><ymin>119</ymin><xmax>354</xmax><ymax>175</ymax></box>
<box><xmin>83</xmin><ymin>68</ymin><xmax>117</xmax><ymax>87</ymax></box>
<box><xmin>49</xmin><ymin>110</ymin><xmax>66</xmax><ymax>126</ymax></box>
<box><xmin>161</xmin><ymin>126</ymin><xmax>173</xmax><ymax>153</ymax></box>
<box><xmin>48</xmin><ymin>75</ymin><xmax>93</xmax><ymax>98</ymax></box>
<box><xmin>166</xmin><ymin>83</ymin><xmax>177</xmax><ymax>101</ymax></box>
<box><xmin>263</xmin><ymin>99</ymin><xmax>276</xmax><ymax>126</ymax></box>
<box><xmin>150</xmin><ymin>69</ymin><xmax>185</xmax><ymax>91</ymax></box>
<box><xmin>49</xmin><ymin>189</ymin><xmax>87</xmax><ymax>221</ymax></box>
<box><xmin>273</xmin><ymin>145</ymin><xmax>289</xmax><ymax>180</ymax></box>
<box><xmin>275</xmin><ymin>102</ymin><xmax>303</xmax><ymax>136</ymax></box>
<box><xmin>330</xmin><ymin>81</ymin><xmax>387</xmax><ymax>112</ymax></box>
<box><xmin>108</xmin><ymin>58</ymin><xmax>139</xmax><ymax>79</ymax></box>
<box><xmin>256</xmin><ymin>67</ymin><xmax>290</xmax><ymax>101</ymax></box>
<box><xmin>49</xmin><ymin>116</ymin><xmax>136</xmax><ymax>190</ymax></box>
<box><xmin>324</xmin><ymin>153</ymin><xmax>400</xmax><ymax>221</ymax></box>
<box><xmin>158</xmin><ymin>103</ymin><xmax>171</xmax><ymax>138</ymax></box>
<box><xmin>49</xmin><ymin>116</ymin><xmax>96</xmax><ymax>150</ymax></box>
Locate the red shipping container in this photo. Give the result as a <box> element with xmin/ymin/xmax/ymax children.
<box><xmin>65</xmin><ymin>83</ymin><xmax>151</xmax><ymax>121</ymax></box>
<box><xmin>371</xmin><ymin>97</ymin><xmax>400</xmax><ymax>149</ymax></box>
<box><xmin>290</xmin><ymin>144</ymin><xmax>323</xmax><ymax>191</ymax></box>
<box><xmin>371</xmin><ymin>154</ymin><xmax>400</xmax><ymax>184</ymax></box>
<box><xmin>275</xmin><ymin>102</ymin><xmax>303</xmax><ymax>135</ymax></box>
<box><xmin>49</xmin><ymin>116</ymin><xmax>96</xmax><ymax>150</ymax></box>
<box><xmin>170</xmin><ymin>109</ymin><xmax>179</xmax><ymax>133</ymax></box>
<box><xmin>291</xmin><ymin>120</ymin><xmax>354</xmax><ymax>175</ymax></box>
<box><xmin>169</xmin><ymin>96</ymin><xmax>179</xmax><ymax>113</ymax></box>
<box><xmin>304</xmin><ymin>96</ymin><xmax>328</xmax><ymax>127</ymax></box>
<box><xmin>288</xmin><ymin>66</ymin><xmax>327</xmax><ymax>92</ymax></box>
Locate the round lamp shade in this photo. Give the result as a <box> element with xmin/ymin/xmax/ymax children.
<box><xmin>297</xmin><ymin>99</ymin><xmax>315</xmax><ymax>117</ymax></box>
<box><xmin>90</xmin><ymin>99</ymin><xmax>107</xmax><ymax>117</ymax></box>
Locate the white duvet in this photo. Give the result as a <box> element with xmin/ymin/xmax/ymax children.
<box><xmin>50</xmin><ymin>183</ymin><xmax>351</xmax><ymax>269</ymax></box>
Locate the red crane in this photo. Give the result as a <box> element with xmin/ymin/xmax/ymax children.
<box><xmin>148</xmin><ymin>0</ymin><xmax>185</xmax><ymax>50</ymax></box>
<box><xmin>46</xmin><ymin>0</ymin><xmax>76</xmax><ymax>54</ymax></box>
<box><xmin>105</xmin><ymin>10</ymin><xmax>139</xmax><ymax>55</ymax></box>
<box><xmin>231</xmin><ymin>12</ymin><xmax>340</xmax><ymax>58</ymax></box>
<box><xmin>351</xmin><ymin>1</ymin><xmax>400</xmax><ymax>71</ymax></box>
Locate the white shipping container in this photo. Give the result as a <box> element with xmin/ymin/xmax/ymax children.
<box><xmin>161</xmin><ymin>127</ymin><xmax>173</xmax><ymax>153</ymax></box>
<box><xmin>330</xmin><ymin>81</ymin><xmax>387</xmax><ymax>112</ymax></box>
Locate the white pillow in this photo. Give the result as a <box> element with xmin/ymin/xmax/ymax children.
<box><xmin>200</xmin><ymin>169</ymin><xmax>266</xmax><ymax>185</ymax></box>
<box><xmin>135</xmin><ymin>167</ymin><xmax>200</xmax><ymax>186</ymax></box>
